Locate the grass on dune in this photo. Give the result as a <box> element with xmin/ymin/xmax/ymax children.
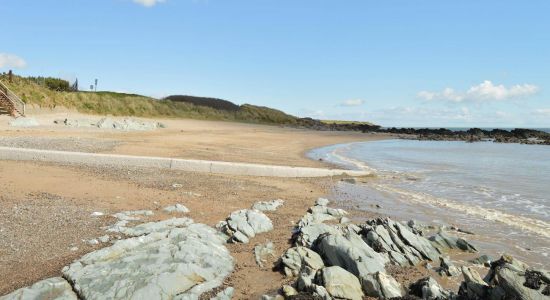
<box><xmin>1</xmin><ymin>75</ymin><xmax>300</xmax><ymax>125</ymax></box>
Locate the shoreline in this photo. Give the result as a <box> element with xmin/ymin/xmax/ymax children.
<box><xmin>312</xmin><ymin>139</ymin><xmax>549</xmax><ymax>269</ymax></box>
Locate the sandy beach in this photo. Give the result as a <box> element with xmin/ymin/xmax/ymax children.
<box><xmin>0</xmin><ymin>114</ymin><xmax>389</xmax><ymax>297</ymax></box>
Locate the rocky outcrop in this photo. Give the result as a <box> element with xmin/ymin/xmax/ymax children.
<box><xmin>316</xmin><ymin>266</ymin><xmax>364</xmax><ymax>300</ymax></box>
<box><xmin>409</xmin><ymin>277</ymin><xmax>454</xmax><ymax>300</ymax></box>
<box><xmin>363</xmin><ymin>271</ymin><xmax>404</xmax><ymax>298</ymax></box>
<box><xmin>360</xmin><ymin>218</ymin><xmax>441</xmax><ymax>267</ymax></box>
<box><xmin>280</xmin><ymin>246</ymin><xmax>324</xmax><ymax>277</ymax></box>
<box><xmin>0</xmin><ymin>277</ymin><xmax>78</xmax><ymax>300</ymax></box>
<box><xmin>458</xmin><ymin>255</ymin><xmax>549</xmax><ymax>300</ymax></box>
<box><xmin>218</xmin><ymin>209</ymin><xmax>273</xmax><ymax>243</ymax></box>
<box><xmin>437</xmin><ymin>256</ymin><xmax>460</xmax><ymax>277</ymax></box>
<box><xmin>63</xmin><ymin>222</ymin><xmax>233</xmax><ymax>300</ymax></box>
<box><xmin>252</xmin><ymin>199</ymin><xmax>284</xmax><ymax>212</ymax></box>
<box><xmin>429</xmin><ymin>230</ymin><xmax>477</xmax><ymax>252</ymax></box>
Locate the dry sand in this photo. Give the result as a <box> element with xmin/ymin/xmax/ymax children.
<box><xmin>0</xmin><ymin>113</ymin><xmax>391</xmax><ymax>297</ymax></box>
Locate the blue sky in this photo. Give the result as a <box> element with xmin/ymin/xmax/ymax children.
<box><xmin>1</xmin><ymin>0</ymin><xmax>549</xmax><ymax>127</ymax></box>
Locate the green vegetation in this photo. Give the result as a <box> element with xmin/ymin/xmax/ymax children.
<box><xmin>0</xmin><ymin>75</ymin><xmax>301</xmax><ymax>125</ymax></box>
<box><xmin>320</xmin><ymin>119</ymin><xmax>374</xmax><ymax>126</ymax></box>
<box><xmin>26</xmin><ymin>76</ymin><xmax>72</xmax><ymax>92</ymax></box>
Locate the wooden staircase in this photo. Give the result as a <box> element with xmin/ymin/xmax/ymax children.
<box><xmin>0</xmin><ymin>80</ymin><xmax>25</xmax><ymax>117</ymax></box>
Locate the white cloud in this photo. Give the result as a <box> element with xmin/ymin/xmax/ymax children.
<box><xmin>133</xmin><ymin>0</ymin><xmax>165</xmax><ymax>7</ymax></box>
<box><xmin>418</xmin><ymin>80</ymin><xmax>538</xmax><ymax>103</ymax></box>
<box><xmin>340</xmin><ymin>99</ymin><xmax>365</xmax><ymax>107</ymax></box>
<box><xmin>534</xmin><ymin>108</ymin><xmax>550</xmax><ymax>117</ymax></box>
<box><xmin>0</xmin><ymin>53</ymin><xmax>27</xmax><ymax>69</ymax></box>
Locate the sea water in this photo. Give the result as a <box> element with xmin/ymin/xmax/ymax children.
<box><xmin>309</xmin><ymin>139</ymin><xmax>550</xmax><ymax>267</ymax></box>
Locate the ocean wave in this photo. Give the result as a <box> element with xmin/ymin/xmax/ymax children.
<box><xmin>371</xmin><ymin>183</ymin><xmax>550</xmax><ymax>239</ymax></box>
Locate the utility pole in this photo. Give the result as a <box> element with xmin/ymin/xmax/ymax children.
<box><xmin>94</xmin><ymin>79</ymin><xmax>98</xmax><ymax>91</ymax></box>
<box><xmin>8</xmin><ymin>70</ymin><xmax>12</xmax><ymax>83</ymax></box>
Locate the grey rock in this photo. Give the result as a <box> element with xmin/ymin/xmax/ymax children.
<box><xmin>163</xmin><ymin>204</ymin><xmax>190</xmax><ymax>214</ymax></box>
<box><xmin>254</xmin><ymin>241</ymin><xmax>275</xmax><ymax>268</ymax></box>
<box><xmin>458</xmin><ymin>266</ymin><xmax>490</xmax><ymax>299</ymax></box>
<box><xmin>98</xmin><ymin>235</ymin><xmax>110</xmax><ymax>243</ymax></box>
<box><xmin>314</xmin><ymin>231</ymin><xmax>388</xmax><ymax>281</ymax></box>
<box><xmin>438</xmin><ymin>256</ymin><xmax>460</xmax><ymax>277</ymax></box>
<box><xmin>252</xmin><ymin>199</ymin><xmax>284</xmax><ymax>211</ymax></box>
<box><xmin>295</xmin><ymin>223</ymin><xmax>341</xmax><ymax>248</ymax></box>
<box><xmin>469</xmin><ymin>254</ymin><xmax>493</xmax><ymax>267</ymax></box>
<box><xmin>119</xmin><ymin>217</ymin><xmax>194</xmax><ymax>236</ymax></box>
<box><xmin>315</xmin><ymin>198</ymin><xmax>330</xmax><ymax>207</ymax></box>
<box><xmin>483</xmin><ymin>255</ymin><xmax>548</xmax><ymax>300</ymax></box>
<box><xmin>361</xmin><ymin>218</ymin><xmax>438</xmax><ymax>266</ymax></box>
<box><xmin>429</xmin><ymin>230</ymin><xmax>477</xmax><ymax>253</ymax></box>
<box><xmin>308</xmin><ymin>205</ymin><xmax>347</xmax><ymax>218</ymax></box>
<box><xmin>63</xmin><ymin>223</ymin><xmax>233</xmax><ymax>300</ymax></box>
<box><xmin>393</xmin><ymin>220</ymin><xmax>440</xmax><ymax>261</ymax></box>
<box><xmin>316</xmin><ymin>266</ymin><xmax>364</xmax><ymax>300</ymax></box>
<box><xmin>0</xmin><ymin>277</ymin><xmax>77</xmax><ymax>300</ymax></box>
<box><xmin>280</xmin><ymin>246</ymin><xmax>324</xmax><ymax>277</ymax></box>
<box><xmin>363</xmin><ymin>271</ymin><xmax>404</xmax><ymax>298</ymax></box>
<box><xmin>210</xmin><ymin>287</ymin><xmax>234</xmax><ymax>300</ymax></box>
<box><xmin>220</xmin><ymin>209</ymin><xmax>273</xmax><ymax>244</ymax></box>
<box><xmin>409</xmin><ymin>277</ymin><xmax>454</xmax><ymax>300</ymax></box>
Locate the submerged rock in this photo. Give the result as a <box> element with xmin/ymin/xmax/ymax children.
<box><xmin>252</xmin><ymin>199</ymin><xmax>284</xmax><ymax>212</ymax></box>
<box><xmin>0</xmin><ymin>277</ymin><xmax>77</xmax><ymax>300</ymax></box>
<box><xmin>63</xmin><ymin>223</ymin><xmax>233</xmax><ymax>300</ymax></box>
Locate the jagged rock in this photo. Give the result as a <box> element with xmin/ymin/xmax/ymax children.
<box><xmin>316</xmin><ymin>266</ymin><xmax>364</xmax><ymax>300</ymax></box>
<box><xmin>315</xmin><ymin>198</ymin><xmax>330</xmax><ymax>206</ymax></box>
<box><xmin>252</xmin><ymin>199</ymin><xmax>284</xmax><ymax>211</ymax></box>
<box><xmin>314</xmin><ymin>231</ymin><xmax>388</xmax><ymax>274</ymax></box>
<box><xmin>0</xmin><ymin>277</ymin><xmax>78</xmax><ymax>300</ymax></box>
<box><xmin>63</xmin><ymin>223</ymin><xmax>233</xmax><ymax>300</ymax></box>
<box><xmin>210</xmin><ymin>287</ymin><xmax>234</xmax><ymax>300</ymax></box>
<box><xmin>363</xmin><ymin>271</ymin><xmax>404</xmax><ymax>298</ymax></box>
<box><xmin>361</xmin><ymin>218</ymin><xmax>439</xmax><ymax>266</ymax></box>
<box><xmin>437</xmin><ymin>256</ymin><xmax>460</xmax><ymax>277</ymax></box>
<box><xmin>409</xmin><ymin>277</ymin><xmax>454</xmax><ymax>300</ymax></box>
<box><xmin>393</xmin><ymin>220</ymin><xmax>440</xmax><ymax>261</ymax></box>
<box><xmin>484</xmin><ymin>256</ymin><xmax>548</xmax><ymax>300</ymax></box>
<box><xmin>219</xmin><ymin>209</ymin><xmax>273</xmax><ymax>244</ymax></box>
<box><xmin>429</xmin><ymin>230</ymin><xmax>477</xmax><ymax>253</ymax></box>
<box><xmin>297</xmin><ymin>213</ymin><xmax>338</xmax><ymax>229</ymax></box>
<box><xmin>458</xmin><ymin>266</ymin><xmax>490</xmax><ymax>299</ymax></box>
<box><xmin>260</xmin><ymin>295</ymin><xmax>284</xmax><ymax>300</ymax></box>
<box><xmin>469</xmin><ymin>254</ymin><xmax>493</xmax><ymax>267</ymax></box>
<box><xmin>254</xmin><ymin>241</ymin><xmax>275</xmax><ymax>268</ymax></box>
<box><xmin>308</xmin><ymin>206</ymin><xmax>347</xmax><ymax>218</ymax></box>
<box><xmin>294</xmin><ymin>223</ymin><xmax>341</xmax><ymax>248</ymax></box>
<box><xmin>280</xmin><ymin>246</ymin><xmax>324</xmax><ymax>277</ymax></box>
<box><xmin>163</xmin><ymin>204</ymin><xmax>190</xmax><ymax>214</ymax></box>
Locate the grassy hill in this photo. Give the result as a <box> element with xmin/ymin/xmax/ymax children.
<box><xmin>1</xmin><ymin>74</ymin><xmax>380</xmax><ymax>131</ymax></box>
<box><xmin>1</xmin><ymin>75</ymin><xmax>301</xmax><ymax>125</ymax></box>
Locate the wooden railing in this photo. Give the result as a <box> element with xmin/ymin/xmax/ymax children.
<box><xmin>0</xmin><ymin>80</ymin><xmax>25</xmax><ymax>116</ymax></box>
